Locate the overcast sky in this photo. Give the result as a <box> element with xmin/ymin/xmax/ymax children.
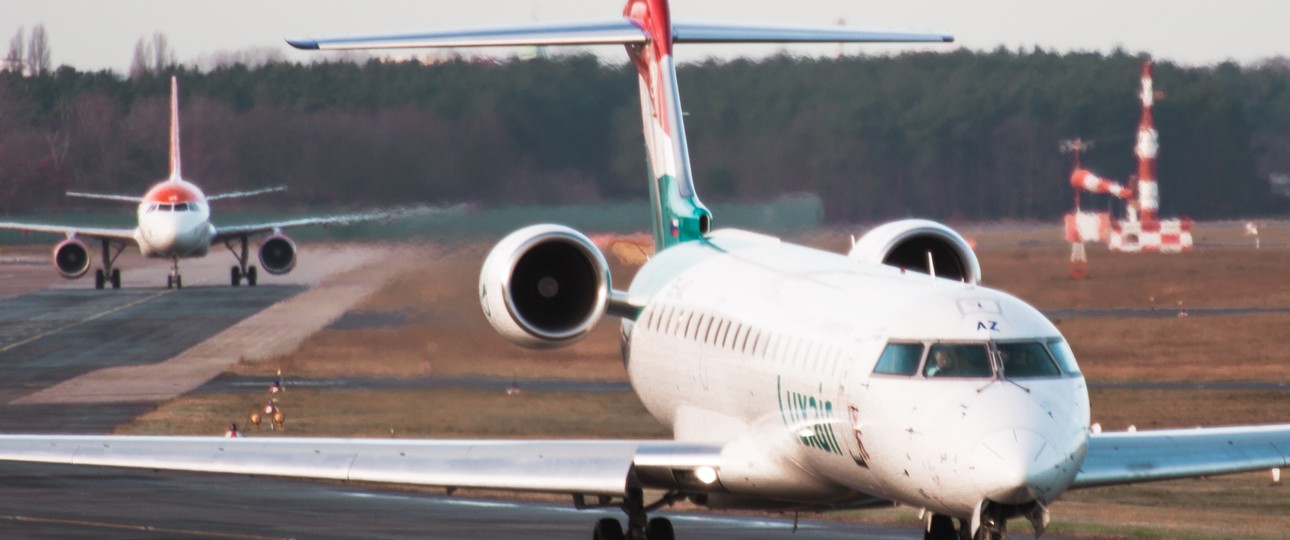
<box><xmin>6</xmin><ymin>1</ymin><xmax>1288</xmax><ymax>74</ymax></box>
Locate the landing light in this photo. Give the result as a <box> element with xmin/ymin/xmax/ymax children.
<box><xmin>694</xmin><ymin>466</ymin><xmax>718</xmax><ymax>485</ymax></box>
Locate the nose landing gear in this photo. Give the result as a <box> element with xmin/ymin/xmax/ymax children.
<box><xmin>166</xmin><ymin>258</ymin><xmax>183</xmax><ymax>289</ymax></box>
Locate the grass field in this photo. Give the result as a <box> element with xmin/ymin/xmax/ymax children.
<box><xmin>120</xmin><ymin>220</ymin><xmax>1290</xmax><ymax>539</ymax></box>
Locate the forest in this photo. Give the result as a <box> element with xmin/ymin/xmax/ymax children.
<box><xmin>1</xmin><ymin>48</ymin><xmax>1288</xmax><ymax>224</ymax></box>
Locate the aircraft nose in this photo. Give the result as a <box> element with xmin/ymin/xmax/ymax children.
<box><xmin>145</xmin><ymin>224</ymin><xmax>177</xmax><ymax>251</ymax></box>
<box><xmin>969</xmin><ymin>428</ymin><xmax>1061</xmax><ymax>504</ymax></box>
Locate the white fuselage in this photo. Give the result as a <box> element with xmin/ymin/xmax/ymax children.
<box><xmin>134</xmin><ymin>179</ymin><xmax>215</xmax><ymax>259</ymax></box>
<box><xmin>624</xmin><ymin>230</ymin><xmax>1090</xmax><ymax>517</ymax></box>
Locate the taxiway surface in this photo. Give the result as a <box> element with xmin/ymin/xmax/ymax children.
<box><xmin>0</xmin><ymin>462</ymin><xmax>918</xmax><ymax>540</ymax></box>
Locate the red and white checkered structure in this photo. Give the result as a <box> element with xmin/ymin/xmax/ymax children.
<box><xmin>1108</xmin><ymin>217</ymin><xmax>1193</xmax><ymax>253</ymax></box>
<box><xmin>1063</xmin><ymin>59</ymin><xmax>1192</xmax><ymax>253</ymax></box>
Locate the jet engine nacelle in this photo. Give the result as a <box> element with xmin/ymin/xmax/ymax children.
<box><xmin>52</xmin><ymin>238</ymin><xmax>92</xmax><ymax>279</ymax></box>
<box><xmin>479</xmin><ymin>224</ymin><xmax>611</xmax><ymax>349</ymax></box>
<box><xmin>258</xmin><ymin>234</ymin><xmax>297</xmax><ymax>275</ymax></box>
<box><xmin>849</xmin><ymin>219</ymin><xmax>981</xmax><ymax>285</ymax></box>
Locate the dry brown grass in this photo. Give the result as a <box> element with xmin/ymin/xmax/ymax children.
<box><xmin>980</xmin><ymin>245</ymin><xmax>1290</xmax><ymax>310</ymax></box>
<box><xmin>119</xmin><ymin>388</ymin><xmax>669</xmax><ymax>439</ymax></box>
<box><xmin>1060</xmin><ymin>314</ymin><xmax>1290</xmax><ymax>382</ymax></box>
<box><xmin>231</xmin><ymin>243</ymin><xmax>635</xmax><ymax>381</ymax></box>
<box><xmin>1090</xmin><ymin>388</ymin><xmax>1290</xmax><ymax>432</ymax></box>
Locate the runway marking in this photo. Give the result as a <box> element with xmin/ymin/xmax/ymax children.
<box><xmin>0</xmin><ymin>290</ymin><xmax>173</xmax><ymax>354</ymax></box>
<box><xmin>0</xmin><ymin>514</ymin><xmax>285</xmax><ymax>539</ymax></box>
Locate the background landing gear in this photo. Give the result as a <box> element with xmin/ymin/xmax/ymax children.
<box><xmin>231</xmin><ymin>265</ymin><xmax>258</xmax><ymax>287</ymax></box>
<box><xmin>93</xmin><ymin>268</ymin><xmax>122</xmax><ymax>290</ymax></box>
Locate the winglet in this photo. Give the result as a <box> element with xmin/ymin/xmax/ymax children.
<box><xmin>169</xmin><ymin>76</ymin><xmax>182</xmax><ymax>182</ymax></box>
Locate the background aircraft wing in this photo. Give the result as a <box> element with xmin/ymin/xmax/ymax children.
<box><xmin>0</xmin><ymin>435</ymin><xmax>721</xmax><ymax>497</ymax></box>
<box><xmin>207</xmin><ymin>186</ymin><xmax>287</xmax><ymax>201</ymax></box>
<box><xmin>1072</xmin><ymin>424</ymin><xmax>1290</xmax><ymax>489</ymax></box>
<box><xmin>65</xmin><ymin>191</ymin><xmax>144</xmax><ymax>203</ymax></box>
<box><xmin>0</xmin><ymin>221</ymin><xmax>135</xmax><ymax>242</ymax></box>
<box><xmin>211</xmin><ymin>204</ymin><xmax>459</xmax><ymax>243</ymax></box>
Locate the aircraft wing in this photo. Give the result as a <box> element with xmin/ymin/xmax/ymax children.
<box><xmin>207</xmin><ymin>186</ymin><xmax>288</xmax><ymax>201</ymax></box>
<box><xmin>0</xmin><ymin>435</ymin><xmax>721</xmax><ymax>497</ymax></box>
<box><xmin>211</xmin><ymin>205</ymin><xmax>458</xmax><ymax>244</ymax></box>
<box><xmin>286</xmin><ymin>20</ymin><xmax>949</xmax><ymax>51</ymax></box>
<box><xmin>65</xmin><ymin>191</ymin><xmax>144</xmax><ymax>203</ymax></box>
<box><xmin>0</xmin><ymin>221</ymin><xmax>136</xmax><ymax>243</ymax></box>
<box><xmin>1072</xmin><ymin>424</ymin><xmax>1290</xmax><ymax>489</ymax></box>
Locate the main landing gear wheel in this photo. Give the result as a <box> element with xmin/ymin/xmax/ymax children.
<box><xmin>924</xmin><ymin>514</ymin><xmax>958</xmax><ymax>540</ymax></box>
<box><xmin>93</xmin><ymin>239</ymin><xmax>126</xmax><ymax>290</ymax></box>
<box><xmin>224</xmin><ymin>236</ymin><xmax>258</xmax><ymax>287</ymax></box>
<box><xmin>577</xmin><ymin>488</ymin><xmax>678</xmax><ymax>540</ymax></box>
<box><xmin>646</xmin><ymin>517</ymin><xmax>675</xmax><ymax>540</ymax></box>
<box><xmin>593</xmin><ymin>517</ymin><xmax>625</xmax><ymax>540</ymax></box>
<box><xmin>232</xmin><ymin>265</ymin><xmax>259</xmax><ymax>286</ymax></box>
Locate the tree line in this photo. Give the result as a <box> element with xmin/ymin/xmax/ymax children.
<box><xmin>0</xmin><ymin>49</ymin><xmax>1287</xmax><ymax>223</ymax></box>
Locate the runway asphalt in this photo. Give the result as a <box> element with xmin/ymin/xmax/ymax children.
<box><xmin>0</xmin><ymin>462</ymin><xmax>921</xmax><ymax>540</ymax></box>
<box><xmin>0</xmin><ymin>286</ymin><xmax>302</xmax><ymax>432</ymax></box>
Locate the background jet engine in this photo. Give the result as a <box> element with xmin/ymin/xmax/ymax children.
<box><xmin>258</xmin><ymin>234</ymin><xmax>297</xmax><ymax>275</ymax></box>
<box><xmin>849</xmin><ymin>219</ymin><xmax>982</xmax><ymax>285</ymax></box>
<box><xmin>479</xmin><ymin>224</ymin><xmax>611</xmax><ymax>349</ymax></box>
<box><xmin>52</xmin><ymin>238</ymin><xmax>92</xmax><ymax>279</ymax></box>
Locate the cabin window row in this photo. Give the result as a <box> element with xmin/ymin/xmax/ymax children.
<box><xmin>641</xmin><ymin>304</ymin><xmax>848</xmax><ymax>375</ymax></box>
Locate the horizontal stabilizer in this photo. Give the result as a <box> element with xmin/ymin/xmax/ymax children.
<box><xmin>288</xmin><ymin>20</ymin><xmax>647</xmax><ymax>51</ymax></box>
<box><xmin>207</xmin><ymin>185</ymin><xmax>288</xmax><ymax>201</ymax></box>
<box><xmin>672</xmin><ymin>22</ymin><xmax>952</xmax><ymax>44</ymax></box>
<box><xmin>65</xmin><ymin>191</ymin><xmax>143</xmax><ymax>203</ymax></box>
<box><xmin>287</xmin><ymin>19</ymin><xmax>952</xmax><ymax>51</ymax></box>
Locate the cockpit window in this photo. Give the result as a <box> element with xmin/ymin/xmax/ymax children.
<box><xmin>146</xmin><ymin>204</ymin><xmax>158</xmax><ymax>212</ymax></box>
<box><xmin>160</xmin><ymin>204</ymin><xmax>173</xmax><ymax>212</ymax></box>
<box><xmin>997</xmin><ymin>341</ymin><xmax>1061</xmax><ymax>378</ymax></box>
<box><xmin>174</xmin><ymin>202</ymin><xmax>189</xmax><ymax>211</ymax></box>
<box><xmin>1046</xmin><ymin>339</ymin><xmax>1082</xmax><ymax>375</ymax></box>
<box><xmin>874</xmin><ymin>343</ymin><xmax>923</xmax><ymax>375</ymax></box>
<box><xmin>924</xmin><ymin>343</ymin><xmax>992</xmax><ymax>378</ymax></box>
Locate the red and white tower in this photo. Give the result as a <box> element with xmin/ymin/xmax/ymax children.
<box><xmin>1063</xmin><ymin>59</ymin><xmax>1192</xmax><ymax>255</ymax></box>
<box><xmin>1135</xmin><ymin>60</ymin><xmax>1160</xmax><ymax>223</ymax></box>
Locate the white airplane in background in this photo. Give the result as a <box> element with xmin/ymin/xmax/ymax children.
<box><xmin>2</xmin><ymin>1</ymin><xmax>1290</xmax><ymax>539</ymax></box>
<box><xmin>0</xmin><ymin>76</ymin><xmax>402</xmax><ymax>290</ymax></box>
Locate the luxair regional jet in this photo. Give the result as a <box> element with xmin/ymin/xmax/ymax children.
<box><xmin>0</xmin><ymin>76</ymin><xmax>405</xmax><ymax>290</ymax></box>
<box><xmin>1</xmin><ymin>2</ymin><xmax>1289</xmax><ymax>539</ymax></box>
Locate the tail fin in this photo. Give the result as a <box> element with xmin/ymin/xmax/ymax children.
<box><xmin>622</xmin><ymin>0</ymin><xmax>709</xmax><ymax>250</ymax></box>
<box><xmin>287</xmin><ymin>0</ymin><xmax>951</xmax><ymax>251</ymax></box>
<box><xmin>168</xmin><ymin>76</ymin><xmax>182</xmax><ymax>182</ymax></box>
